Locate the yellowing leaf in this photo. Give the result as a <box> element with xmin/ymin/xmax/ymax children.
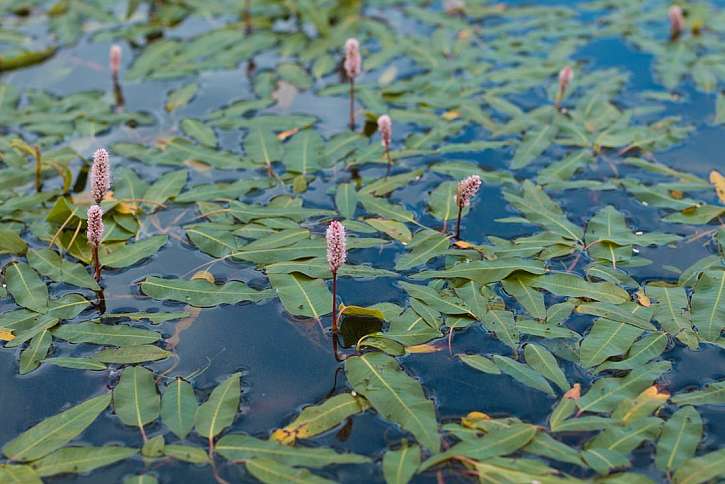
<box><xmin>0</xmin><ymin>328</ymin><xmax>15</xmax><ymax>341</ymax></box>
<box><xmin>277</xmin><ymin>127</ymin><xmax>300</xmax><ymax>141</ymax></box>
<box><xmin>339</xmin><ymin>305</ymin><xmax>385</xmax><ymax>321</ymax></box>
<box><xmin>406</xmin><ymin>343</ymin><xmax>442</xmax><ymax>354</ymax></box>
<box><xmin>564</xmin><ymin>383</ymin><xmax>581</xmax><ymax>400</ymax></box>
<box><xmin>191</xmin><ymin>271</ymin><xmax>215</xmax><ymax>284</ymax></box>
<box><xmin>461</xmin><ymin>411</ymin><xmax>491</xmax><ymax>429</ymax></box>
<box><xmin>709</xmin><ymin>170</ymin><xmax>725</xmax><ymax>203</ymax></box>
<box><xmin>636</xmin><ymin>288</ymin><xmax>652</xmax><ymax>307</ymax></box>
<box><xmin>442</xmin><ymin>110</ymin><xmax>460</xmax><ymax>121</ymax></box>
<box><xmin>115</xmin><ymin>201</ymin><xmax>139</xmax><ymax>215</ymax></box>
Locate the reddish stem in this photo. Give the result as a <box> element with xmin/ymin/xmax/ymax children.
<box><xmin>385</xmin><ymin>148</ymin><xmax>392</xmax><ymax>177</ymax></box>
<box><xmin>455</xmin><ymin>203</ymin><xmax>463</xmax><ymax>240</ymax></box>
<box><xmin>349</xmin><ymin>79</ymin><xmax>355</xmax><ymax>130</ymax></box>
<box><xmin>92</xmin><ymin>245</ymin><xmax>102</xmax><ymax>282</ymax></box>
<box><xmin>331</xmin><ymin>271</ymin><xmax>338</xmax><ymax>333</ymax></box>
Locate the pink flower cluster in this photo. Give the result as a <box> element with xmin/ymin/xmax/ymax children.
<box><xmin>456</xmin><ymin>175</ymin><xmax>482</xmax><ymax>207</ymax></box>
<box><xmin>110</xmin><ymin>45</ymin><xmax>121</xmax><ymax>77</ymax></box>
<box><xmin>378</xmin><ymin>114</ymin><xmax>392</xmax><ymax>149</ymax></box>
<box><xmin>87</xmin><ymin>205</ymin><xmax>104</xmax><ymax>248</ymax></box>
<box><xmin>90</xmin><ymin>148</ymin><xmax>111</xmax><ymax>204</ymax></box>
<box><xmin>344</xmin><ymin>38</ymin><xmax>361</xmax><ymax>80</ymax></box>
<box><xmin>559</xmin><ymin>65</ymin><xmax>573</xmax><ymax>90</ymax></box>
<box><xmin>326</xmin><ymin>220</ymin><xmax>347</xmax><ymax>273</ymax></box>
<box><xmin>669</xmin><ymin>6</ymin><xmax>684</xmax><ymax>37</ymax></box>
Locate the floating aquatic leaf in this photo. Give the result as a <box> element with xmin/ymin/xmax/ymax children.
<box><xmin>5</xmin><ymin>262</ymin><xmax>48</xmax><ymax>313</ymax></box>
<box><xmin>161</xmin><ymin>378</ymin><xmax>198</xmax><ymax>440</ymax></box>
<box><xmin>113</xmin><ymin>367</ymin><xmax>160</xmax><ymax>429</ymax></box>
<box><xmin>383</xmin><ymin>442</ymin><xmax>420</xmax><ymax>484</ymax></box>
<box><xmin>2</xmin><ymin>393</ymin><xmax>111</xmax><ymax>462</ymax></box>
<box><xmin>54</xmin><ymin>322</ymin><xmax>161</xmax><ymax>346</ymax></box>
<box><xmin>195</xmin><ymin>372</ymin><xmax>240</xmax><ymax>439</ymax></box>
<box><xmin>245</xmin><ymin>458</ymin><xmax>334</xmax><ymax>484</ymax></box>
<box><xmin>141</xmin><ymin>277</ymin><xmax>270</xmax><ymax>307</ymax></box>
<box><xmin>524</xmin><ymin>343</ymin><xmax>569</xmax><ymax>392</ymax></box>
<box><xmin>94</xmin><ymin>345</ymin><xmax>170</xmax><ymax>364</ymax></box>
<box><xmin>345</xmin><ymin>352</ymin><xmax>440</xmax><ymax>452</ymax></box>
<box><xmin>31</xmin><ymin>446</ymin><xmax>137</xmax><ymax>477</ymax></box>
<box><xmin>690</xmin><ymin>269</ymin><xmax>725</xmax><ymax>342</ymax></box>
<box><xmin>101</xmin><ymin>235</ymin><xmax>168</xmax><ymax>269</ymax></box>
<box><xmin>216</xmin><ymin>433</ymin><xmax>370</xmax><ymax>468</ymax></box>
<box><xmin>493</xmin><ymin>355</ymin><xmax>555</xmax><ymax>396</ymax></box>
<box><xmin>656</xmin><ymin>406</ymin><xmax>702</xmax><ymax>473</ymax></box>
<box><xmin>272</xmin><ymin>393</ymin><xmax>369</xmax><ymax>445</ymax></box>
<box><xmin>579</xmin><ymin>319</ymin><xmax>644</xmax><ymax>368</ymax></box>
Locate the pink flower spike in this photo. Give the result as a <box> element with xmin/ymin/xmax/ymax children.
<box><xmin>669</xmin><ymin>6</ymin><xmax>684</xmax><ymax>38</ymax></box>
<box><xmin>90</xmin><ymin>148</ymin><xmax>111</xmax><ymax>204</ymax></box>
<box><xmin>326</xmin><ymin>220</ymin><xmax>347</xmax><ymax>273</ymax></box>
<box><xmin>559</xmin><ymin>66</ymin><xmax>573</xmax><ymax>90</ymax></box>
<box><xmin>456</xmin><ymin>175</ymin><xmax>482</xmax><ymax>208</ymax></box>
<box><xmin>110</xmin><ymin>45</ymin><xmax>121</xmax><ymax>77</ymax></box>
<box><xmin>87</xmin><ymin>205</ymin><xmax>104</xmax><ymax>248</ymax></box>
<box><xmin>378</xmin><ymin>114</ymin><xmax>392</xmax><ymax>149</ymax></box>
<box><xmin>344</xmin><ymin>38</ymin><xmax>361</xmax><ymax>80</ymax></box>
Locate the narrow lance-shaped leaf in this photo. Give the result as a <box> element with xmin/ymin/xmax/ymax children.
<box><xmin>161</xmin><ymin>378</ymin><xmax>198</xmax><ymax>440</ymax></box>
<box><xmin>656</xmin><ymin>406</ymin><xmax>702</xmax><ymax>473</ymax></box>
<box><xmin>113</xmin><ymin>367</ymin><xmax>160</xmax><ymax>430</ymax></box>
<box><xmin>345</xmin><ymin>352</ymin><xmax>440</xmax><ymax>452</ymax></box>
<box><xmin>195</xmin><ymin>373</ymin><xmax>241</xmax><ymax>439</ymax></box>
<box><xmin>2</xmin><ymin>393</ymin><xmax>111</xmax><ymax>462</ymax></box>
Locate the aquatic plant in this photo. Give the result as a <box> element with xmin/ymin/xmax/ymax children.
<box><xmin>110</xmin><ymin>45</ymin><xmax>121</xmax><ymax>79</ymax></box>
<box><xmin>377</xmin><ymin>114</ymin><xmax>392</xmax><ymax>175</ymax></box>
<box><xmin>344</xmin><ymin>38</ymin><xmax>361</xmax><ymax>130</ymax></box>
<box><xmin>454</xmin><ymin>175</ymin><xmax>481</xmax><ymax>240</ymax></box>
<box><xmin>669</xmin><ymin>5</ymin><xmax>685</xmax><ymax>40</ymax></box>
<box><xmin>326</xmin><ymin>220</ymin><xmax>347</xmax><ymax>334</ymax></box>
<box><xmin>556</xmin><ymin>65</ymin><xmax>573</xmax><ymax>109</ymax></box>
<box><xmin>90</xmin><ymin>148</ymin><xmax>110</xmax><ymax>204</ymax></box>
<box><xmin>86</xmin><ymin>205</ymin><xmax>104</xmax><ymax>282</ymax></box>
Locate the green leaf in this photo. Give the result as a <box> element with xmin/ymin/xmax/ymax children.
<box><xmin>101</xmin><ymin>235</ymin><xmax>168</xmax><ymax>268</ymax></box>
<box><xmin>503</xmin><ymin>181</ymin><xmax>583</xmax><ymax>242</ymax></box>
<box><xmin>395</xmin><ymin>230</ymin><xmax>449</xmax><ymax>271</ymax></box>
<box><xmin>459</xmin><ymin>354</ymin><xmax>501</xmax><ymax>375</ymax></box>
<box><xmin>5</xmin><ymin>262</ymin><xmax>48</xmax><ymax>313</ymax></box>
<box><xmin>141</xmin><ymin>276</ymin><xmax>270</xmax><ymax>307</ymax></box>
<box><xmin>529</xmin><ymin>273</ymin><xmax>629</xmax><ymax>304</ymax></box>
<box><xmin>587</xmin><ymin>417</ymin><xmax>662</xmax><ymax>452</ymax></box>
<box><xmin>143</xmin><ymin>170</ymin><xmax>188</xmax><ymax>209</ymax></box>
<box><xmin>581</xmin><ymin>448</ymin><xmax>630</xmax><ymax>475</ymax></box>
<box><xmin>19</xmin><ymin>330</ymin><xmax>51</xmax><ymax>374</ymax></box>
<box><xmin>0</xmin><ymin>465</ymin><xmax>41</xmax><ymax>484</ymax></box>
<box><xmin>195</xmin><ymin>373</ymin><xmax>240</xmax><ymax>439</ymax></box>
<box><xmin>493</xmin><ymin>355</ymin><xmax>555</xmax><ymax>396</ymax></box>
<box><xmin>0</xmin><ymin>228</ymin><xmax>27</xmax><ymax>255</ymax></box>
<box><xmin>366</xmin><ymin>218</ymin><xmax>412</xmax><ymax>244</ymax></box>
<box><xmin>165</xmin><ymin>82</ymin><xmax>198</xmax><ymax>112</ymax></box>
<box><xmin>113</xmin><ymin>366</ymin><xmax>160</xmax><ymax>428</ymax></box>
<box><xmin>27</xmin><ymin>248</ymin><xmax>99</xmax><ymax>290</ymax></box>
<box><xmin>411</xmin><ymin>258</ymin><xmax>546</xmax><ymax>285</ymax></box>
<box><xmin>335</xmin><ymin>183</ymin><xmax>358</xmax><ymax>219</ymax></box>
<box><xmin>161</xmin><ymin>378</ymin><xmax>198</xmax><ymax>440</ymax></box>
<box><xmin>690</xmin><ymin>269</ymin><xmax>725</xmax><ymax>342</ymax></box>
<box><xmin>656</xmin><ymin>406</ymin><xmax>702</xmax><ymax>473</ymax></box>
<box><xmin>2</xmin><ymin>393</ymin><xmax>111</xmax><ymax>462</ymax></box>
<box><xmin>216</xmin><ymin>433</ymin><xmax>370</xmax><ymax>468</ymax></box>
<box><xmin>282</xmin><ymin>129</ymin><xmax>323</xmax><ymax>175</ymax></box>
<box><xmin>502</xmin><ymin>274</ymin><xmax>546</xmax><ymax>319</ymax></box>
<box><xmin>511</xmin><ymin>124</ymin><xmax>557</xmax><ymax>169</ymax></box>
<box><xmin>345</xmin><ymin>352</ymin><xmax>440</xmax><ymax>452</ymax></box>
<box><xmin>245</xmin><ymin>459</ymin><xmax>334</xmax><ymax>484</ymax></box>
<box><xmin>383</xmin><ymin>442</ymin><xmax>420</xmax><ymax>484</ymax></box>
<box><xmin>672</xmin><ymin>449</ymin><xmax>725</xmax><ymax>484</ymax></box>
<box><xmin>31</xmin><ymin>446</ymin><xmax>137</xmax><ymax>477</ymax></box>
<box><xmin>54</xmin><ymin>322</ymin><xmax>161</xmax><ymax>346</ymax></box>
<box><xmin>577</xmin><ymin>362</ymin><xmax>671</xmax><ymax>414</ymax></box>
<box><xmin>671</xmin><ymin>381</ymin><xmax>725</xmax><ymax>406</ymax></box>
<box><xmin>482</xmin><ymin>310</ymin><xmax>519</xmax><ymax>350</ymax></box>
<box><xmin>576</xmin><ymin>301</ymin><xmax>655</xmax><ymax>331</ymax></box>
<box><xmin>422</xmin><ymin>424</ymin><xmax>537</xmax><ymax>469</ymax></box>
<box><xmin>43</xmin><ymin>357</ymin><xmax>106</xmax><ymax>371</ymax></box>
<box><xmin>245</xmin><ymin>128</ymin><xmax>283</xmax><ymax>170</ymax></box>
<box><xmin>579</xmin><ymin>319</ymin><xmax>643</xmax><ymax>368</ymax></box>
<box><xmin>181</xmin><ymin>118</ymin><xmax>217</xmax><ymax>147</ymax></box>
<box><xmin>524</xmin><ymin>432</ymin><xmax>583</xmax><ymax>467</ymax></box>
<box><xmin>272</xmin><ymin>393</ymin><xmax>369</xmax><ymax>444</ymax></box>
<box><xmin>93</xmin><ymin>345</ymin><xmax>170</xmax><ymax>364</ymax></box>
<box><xmin>269</xmin><ymin>273</ymin><xmax>331</xmax><ymax>320</ymax></box>
<box><xmin>524</xmin><ymin>343</ymin><xmax>569</xmax><ymax>392</ymax></box>
<box><xmin>164</xmin><ymin>444</ymin><xmax>210</xmax><ymax>464</ymax></box>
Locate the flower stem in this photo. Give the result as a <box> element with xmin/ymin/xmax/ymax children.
<box><xmin>34</xmin><ymin>145</ymin><xmax>41</xmax><ymax>193</ymax></box>
<box><xmin>331</xmin><ymin>271</ymin><xmax>338</xmax><ymax>334</ymax></box>
<box><xmin>92</xmin><ymin>245</ymin><xmax>102</xmax><ymax>282</ymax></box>
<box><xmin>385</xmin><ymin>148</ymin><xmax>392</xmax><ymax>178</ymax></box>
<box><xmin>455</xmin><ymin>203</ymin><xmax>463</xmax><ymax>240</ymax></box>
<box><xmin>349</xmin><ymin>79</ymin><xmax>355</xmax><ymax>130</ymax></box>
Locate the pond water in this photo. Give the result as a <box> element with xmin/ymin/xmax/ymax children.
<box><xmin>0</xmin><ymin>1</ymin><xmax>724</xmax><ymax>483</ymax></box>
